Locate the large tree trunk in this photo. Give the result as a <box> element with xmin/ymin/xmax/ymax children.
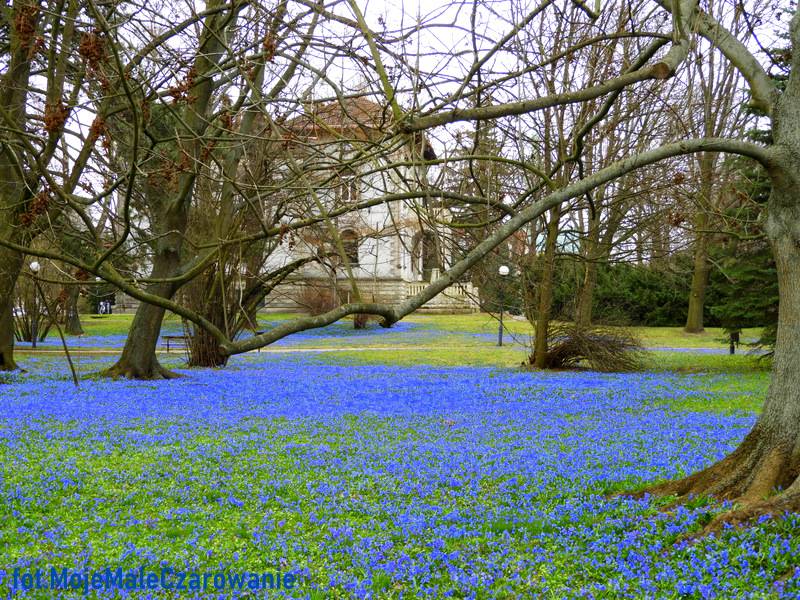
<box><xmin>0</xmin><ymin>247</ymin><xmax>23</xmax><ymax>371</ymax></box>
<box><xmin>105</xmin><ymin>297</ymin><xmax>179</xmax><ymax>379</ymax></box>
<box><xmin>188</xmin><ymin>274</ymin><xmax>229</xmax><ymax>368</ymax></box>
<box><xmin>189</xmin><ymin>326</ymin><xmax>229</xmax><ymax>368</ymax></box>
<box><xmin>642</xmin><ymin>196</ymin><xmax>800</xmax><ymax>530</ymax></box>
<box><xmin>63</xmin><ymin>283</ymin><xmax>83</xmax><ymax>336</ymax></box>
<box><xmin>104</xmin><ymin>207</ymin><xmax>186</xmax><ymax>379</ymax></box>
<box><xmin>532</xmin><ymin>206</ymin><xmax>561</xmax><ymax>368</ymax></box>
<box><xmin>0</xmin><ymin>306</ymin><xmax>18</xmax><ymax>372</ymax></box>
<box><xmin>639</xmin><ymin>71</ymin><xmax>800</xmax><ymax>530</ymax></box>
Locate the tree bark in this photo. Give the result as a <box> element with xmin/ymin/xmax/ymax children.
<box><xmin>684</xmin><ymin>210</ymin><xmax>710</xmax><ymax>332</ymax></box>
<box><xmin>684</xmin><ymin>156</ymin><xmax>714</xmax><ymax>333</ymax></box>
<box><xmin>188</xmin><ymin>274</ymin><xmax>229</xmax><ymax>368</ymax></box>
<box><xmin>0</xmin><ymin>247</ymin><xmax>23</xmax><ymax>371</ymax></box>
<box><xmin>189</xmin><ymin>326</ymin><xmax>229</xmax><ymax>368</ymax></box>
<box><xmin>575</xmin><ymin>210</ymin><xmax>601</xmax><ymax>327</ymax></box>
<box><xmin>0</xmin><ymin>306</ymin><xmax>18</xmax><ymax>372</ymax></box>
<box><xmin>63</xmin><ymin>283</ymin><xmax>83</xmax><ymax>336</ymax></box>
<box><xmin>103</xmin><ymin>206</ymin><xmax>186</xmax><ymax>379</ymax></box>
<box><xmin>533</xmin><ymin>206</ymin><xmax>561</xmax><ymax>368</ymax></box>
<box><xmin>638</xmin><ymin>43</ymin><xmax>800</xmax><ymax>528</ymax></box>
<box><xmin>104</xmin><ymin>272</ymin><xmax>178</xmax><ymax>379</ymax></box>
<box><xmin>641</xmin><ymin>189</ymin><xmax>800</xmax><ymax>531</ymax></box>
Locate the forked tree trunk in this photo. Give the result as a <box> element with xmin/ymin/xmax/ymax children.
<box><xmin>102</xmin><ymin>0</ymin><xmax>229</xmax><ymax>378</ymax></box>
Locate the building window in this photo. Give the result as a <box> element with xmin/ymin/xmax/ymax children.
<box><xmin>341</xmin><ymin>229</ymin><xmax>359</xmax><ymax>266</ymax></box>
<box><xmin>338</xmin><ymin>173</ymin><xmax>359</xmax><ymax>204</ymax></box>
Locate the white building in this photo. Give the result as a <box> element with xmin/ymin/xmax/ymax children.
<box><xmin>262</xmin><ymin>97</ymin><xmax>478</xmax><ymax>313</ymax></box>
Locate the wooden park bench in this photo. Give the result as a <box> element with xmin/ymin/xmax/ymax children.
<box><xmin>162</xmin><ymin>335</ymin><xmax>189</xmax><ymax>353</ymax></box>
<box><xmin>161</xmin><ymin>330</ymin><xmax>268</xmax><ymax>354</ymax></box>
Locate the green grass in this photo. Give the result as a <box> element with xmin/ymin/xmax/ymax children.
<box><xmin>405</xmin><ymin>312</ymin><xmax>529</xmax><ymax>334</ymax></box>
<box><xmin>63</xmin><ymin>311</ymin><xmax>761</xmax><ymax>350</ymax></box>
<box><xmin>404</xmin><ymin>313</ymin><xmax>762</xmax><ymax>349</ymax></box>
<box><xmin>667</xmin><ymin>371</ymin><xmax>770</xmax><ymax>414</ymax></box>
<box><xmin>65</xmin><ymin>311</ymin><xmax>299</xmax><ymax>338</ymax></box>
<box><xmin>319</xmin><ymin>345</ymin><xmax>529</xmax><ymax>367</ymax></box>
<box><xmin>319</xmin><ymin>339</ymin><xmax>768</xmax><ymax>372</ymax></box>
<box><xmin>631</xmin><ymin>325</ymin><xmax>763</xmax><ymax>348</ymax></box>
<box><xmin>643</xmin><ymin>351</ymin><xmax>770</xmax><ymax>373</ymax></box>
<box><xmin>73</xmin><ymin>313</ymin><xmax>135</xmax><ymax>336</ymax></box>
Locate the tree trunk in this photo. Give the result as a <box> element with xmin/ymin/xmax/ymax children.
<box><xmin>650</xmin><ymin>216</ymin><xmax>669</xmax><ymax>268</ymax></box>
<box><xmin>188</xmin><ymin>279</ymin><xmax>229</xmax><ymax>368</ymax></box>
<box><xmin>532</xmin><ymin>206</ymin><xmax>561</xmax><ymax>368</ymax></box>
<box><xmin>638</xmin><ymin>96</ymin><xmax>800</xmax><ymax>531</ymax></box>
<box><xmin>0</xmin><ymin>247</ymin><xmax>23</xmax><ymax>371</ymax></box>
<box><xmin>104</xmin><ymin>206</ymin><xmax>186</xmax><ymax>379</ymax></box>
<box><xmin>105</xmin><ymin>298</ymin><xmax>180</xmax><ymax>379</ymax></box>
<box><xmin>189</xmin><ymin>326</ymin><xmax>229</xmax><ymax>367</ymax></box>
<box><xmin>575</xmin><ymin>259</ymin><xmax>598</xmax><ymax>328</ymax></box>
<box><xmin>105</xmin><ymin>276</ymin><xmax>180</xmax><ymax>379</ymax></box>
<box><xmin>642</xmin><ymin>196</ymin><xmax>800</xmax><ymax>528</ymax></box>
<box><xmin>0</xmin><ymin>306</ymin><xmax>18</xmax><ymax>372</ymax></box>
<box><xmin>64</xmin><ymin>283</ymin><xmax>83</xmax><ymax>336</ymax></box>
<box><xmin>685</xmin><ymin>155</ymin><xmax>715</xmax><ymax>333</ymax></box>
<box><xmin>575</xmin><ymin>211</ymin><xmax>601</xmax><ymax>327</ymax></box>
<box><xmin>684</xmin><ymin>219</ymin><xmax>710</xmax><ymax>332</ymax></box>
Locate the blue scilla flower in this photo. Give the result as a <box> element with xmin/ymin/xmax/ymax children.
<box><xmin>0</xmin><ymin>352</ymin><xmax>783</xmax><ymax>598</ymax></box>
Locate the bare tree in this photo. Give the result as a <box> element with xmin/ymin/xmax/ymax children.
<box><xmin>679</xmin><ymin>0</ymin><xmax>758</xmax><ymax>332</ymax></box>
<box><xmin>0</xmin><ymin>0</ymin><xmax>117</xmax><ymax>369</ymax></box>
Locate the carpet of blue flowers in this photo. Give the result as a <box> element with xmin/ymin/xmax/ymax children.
<box><xmin>1</xmin><ymin>351</ymin><xmax>799</xmax><ymax>599</ymax></box>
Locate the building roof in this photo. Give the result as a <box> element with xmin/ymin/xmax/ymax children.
<box><xmin>279</xmin><ymin>96</ymin><xmax>437</xmax><ymax>160</ymax></box>
<box><xmin>283</xmin><ymin>96</ymin><xmax>394</xmax><ymax>140</ymax></box>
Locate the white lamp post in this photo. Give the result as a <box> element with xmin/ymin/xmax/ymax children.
<box><xmin>29</xmin><ymin>260</ymin><xmax>80</xmax><ymax>386</ymax></box>
<box><xmin>498</xmin><ymin>265</ymin><xmax>510</xmax><ymax>346</ymax></box>
<box><xmin>29</xmin><ymin>262</ymin><xmax>40</xmax><ymax>349</ymax></box>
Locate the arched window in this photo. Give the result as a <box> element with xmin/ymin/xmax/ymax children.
<box><xmin>341</xmin><ymin>229</ymin><xmax>360</xmax><ymax>266</ymax></box>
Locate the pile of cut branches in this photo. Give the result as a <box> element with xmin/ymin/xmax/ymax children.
<box><xmin>528</xmin><ymin>323</ymin><xmax>645</xmax><ymax>372</ymax></box>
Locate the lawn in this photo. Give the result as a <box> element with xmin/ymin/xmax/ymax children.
<box><xmin>400</xmin><ymin>314</ymin><xmax>761</xmax><ymax>350</ymax></box>
<box><xmin>17</xmin><ymin>311</ymin><xmax>763</xmax><ymax>357</ymax></box>
<box><xmin>1</xmin><ymin>314</ymin><xmax>790</xmax><ymax>598</ymax></box>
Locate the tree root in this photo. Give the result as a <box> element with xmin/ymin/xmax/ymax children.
<box><xmin>688</xmin><ymin>484</ymin><xmax>800</xmax><ymax>539</ymax></box>
<box><xmin>101</xmin><ymin>360</ymin><xmax>182</xmax><ymax>380</ymax></box>
<box><xmin>624</xmin><ymin>430</ymin><xmax>800</xmax><ymax>537</ymax></box>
